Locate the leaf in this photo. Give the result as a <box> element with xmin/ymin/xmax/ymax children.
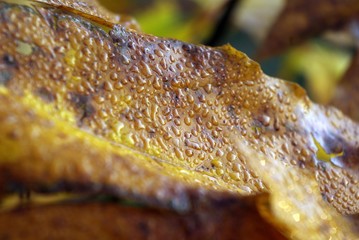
<box><xmin>331</xmin><ymin>49</ymin><xmax>359</xmax><ymax>121</ymax></box>
<box><xmin>243</xmin><ymin>137</ymin><xmax>359</xmax><ymax>239</ymax></box>
<box><xmin>0</xmin><ymin>0</ymin><xmax>358</xmax><ymax>239</ymax></box>
<box><xmin>258</xmin><ymin>0</ymin><xmax>359</xmax><ymax>59</ymax></box>
<box><xmin>0</xmin><ymin>197</ymin><xmax>287</xmax><ymax>240</ymax></box>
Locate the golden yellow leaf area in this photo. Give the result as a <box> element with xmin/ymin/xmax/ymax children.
<box><xmin>0</xmin><ymin>1</ymin><xmax>358</xmax><ymax>239</ymax></box>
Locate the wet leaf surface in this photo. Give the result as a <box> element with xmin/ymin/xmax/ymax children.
<box><xmin>258</xmin><ymin>0</ymin><xmax>359</xmax><ymax>59</ymax></box>
<box><xmin>0</xmin><ymin>1</ymin><xmax>358</xmax><ymax>239</ymax></box>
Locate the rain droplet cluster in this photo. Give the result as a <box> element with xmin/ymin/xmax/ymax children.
<box><xmin>0</xmin><ymin>2</ymin><xmax>358</xmax><ymax>212</ymax></box>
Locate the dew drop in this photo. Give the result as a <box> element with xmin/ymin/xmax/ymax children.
<box><xmin>258</xmin><ymin>114</ymin><xmax>271</xmax><ymax>127</ymax></box>
<box><xmin>174</xmin><ymin>147</ymin><xmax>184</xmax><ymax>159</ymax></box>
<box><xmin>229</xmin><ymin>172</ymin><xmax>240</xmax><ymax>181</ymax></box>
<box><xmin>226</xmin><ymin>152</ymin><xmax>237</xmax><ymax>161</ymax></box>
<box><xmin>134</xmin><ymin>119</ymin><xmax>145</xmax><ymax>130</ymax></box>
<box><xmin>211</xmin><ymin>159</ymin><xmax>223</xmax><ymax>168</ymax></box>
<box><xmin>184</xmin><ymin>116</ymin><xmax>191</xmax><ymax>126</ymax></box>
<box><xmin>185</xmin><ymin>149</ymin><xmax>194</xmax><ymax>157</ymax></box>
<box><xmin>140</xmin><ymin>62</ymin><xmax>152</xmax><ymax>77</ymax></box>
<box><xmin>204</xmin><ymin>83</ymin><xmax>212</xmax><ymax>94</ymax></box>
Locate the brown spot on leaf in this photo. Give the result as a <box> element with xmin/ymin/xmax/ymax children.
<box><xmin>36</xmin><ymin>87</ymin><xmax>55</xmax><ymax>102</ymax></box>
<box><xmin>70</xmin><ymin>93</ymin><xmax>96</xmax><ymax>122</ymax></box>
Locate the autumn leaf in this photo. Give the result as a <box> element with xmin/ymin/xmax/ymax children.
<box><xmin>0</xmin><ymin>196</ymin><xmax>288</xmax><ymax>240</ymax></box>
<box><xmin>258</xmin><ymin>0</ymin><xmax>359</xmax><ymax>59</ymax></box>
<box><xmin>0</xmin><ymin>0</ymin><xmax>358</xmax><ymax>239</ymax></box>
<box><xmin>331</xmin><ymin>49</ymin><xmax>359</xmax><ymax>121</ymax></box>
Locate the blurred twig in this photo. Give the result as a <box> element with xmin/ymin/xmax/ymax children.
<box><xmin>204</xmin><ymin>0</ymin><xmax>240</xmax><ymax>46</ymax></box>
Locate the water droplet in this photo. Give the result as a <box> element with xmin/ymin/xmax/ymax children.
<box><xmin>154</xmin><ymin>49</ymin><xmax>164</xmax><ymax>57</ymax></box>
<box><xmin>226</xmin><ymin>152</ymin><xmax>237</xmax><ymax>161</ymax></box>
<box><xmin>187</xmin><ymin>95</ymin><xmax>194</xmax><ymax>104</ymax></box>
<box><xmin>140</xmin><ymin>62</ymin><xmax>152</xmax><ymax>77</ymax></box>
<box><xmin>244</xmin><ymin>80</ymin><xmax>254</xmax><ymax>86</ymax></box>
<box><xmin>232</xmin><ymin>163</ymin><xmax>242</xmax><ymax>172</ymax></box>
<box><xmin>216</xmin><ymin>149</ymin><xmax>224</xmax><ymax>157</ymax></box>
<box><xmin>184</xmin><ymin>116</ymin><xmax>191</xmax><ymax>126</ymax></box>
<box><xmin>216</xmin><ymin>168</ymin><xmax>224</xmax><ymax>176</ymax></box>
<box><xmin>281</xmin><ymin>142</ymin><xmax>290</xmax><ymax>154</ymax></box>
<box><xmin>172</xmin><ymin>126</ymin><xmax>181</xmax><ymax>137</ymax></box>
<box><xmin>153</xmin><ymin>77</ymin><xmax>162</xmax><ymax>90</ymax></box>
<box><xmin>185</xmin><ymin>139</ymin><xmax>201</xmax><ymax>150</ymax></box>
<box><xmin>103</xmin><ymin>81</ymin><xmax>113</xmax><ymax>92</ymax></box>
<box><xmin>204</xmin><ymin>84</ymin><xmax>212</xmax><ymax>94</ymax></box>
<box><xmin>134</xmin><ymin>119</ymin><xmax>145</xmax><ymax>130</ymax></box>
<box><xmin>211</xmin><ymin>159</ymin><xmax>223</xmax><ymax>168</ymax></box>
<box><xmin>198</xmin><ymin>152</ymin><xmax>205</xmax><ymax>160</ymax></box>
<box><xmin>258</xmin><ymin>114</ymin><xmax>271</xmax><ymax>127</ymax></box>
<box><xmin>174</xmin><ymin>147</ymin><xmax>184</xmax><ymax>159</ymax></box>
<box><xmin>229</xmin><ymin>172</ymin><xmax>240</xmax><ymax>181</ymax></box>
<box><xmin>291</xmin><ymin>113</ymin><xmax>297</xmax><ymax>122</ymax></box>
<box><xmin>185</xmin><ymin>149</ymin><xmax>194</xmax><ymax>157</ymax></box>
<box><xmin>120</xmin><ymin>54</ymin><xmax>130</xmax><ymax>65</ymax></box>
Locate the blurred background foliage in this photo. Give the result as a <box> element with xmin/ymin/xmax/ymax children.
<box><xmin>98</xmin><ymin>0</ymin><xmax>357</xmax><ymax>105</ymax></box>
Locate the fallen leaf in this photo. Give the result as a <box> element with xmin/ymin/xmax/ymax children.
<box><xmin>244</xmin><ymin>135</ymin><xmax>359</xmax><ymax>239</ymax></box>
<box><xmin>258</xmin><ymin>0</ymin><xmax>359</xmax><ymax>59</ymax></box>
<box><xmin>0</xmin><ymin>197</ymin><xmax>286</xmax><ymax>240</ymax></box>
<box><xmin>0</xmin><ymin>1</ymin><xmax>358</xmax><ymax>239</ymax></box>
<box><xmin>331</xmin><ymin>49</ymin><xmax>359</xmax><ymax>121</ymax></box>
